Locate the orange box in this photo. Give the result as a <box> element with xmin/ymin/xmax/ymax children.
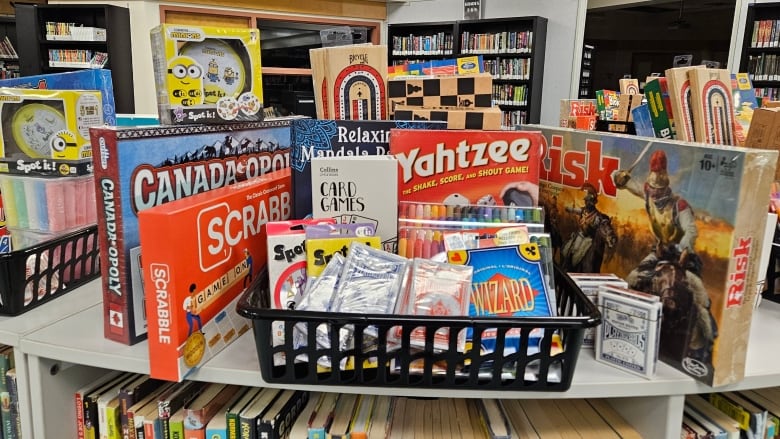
<box><xmin>389</xmin><ymin>129</ymin><xmax>542</xmax><ymax>207</ymax></box>
<box><xmin>139</xmin><ymin>168</ymin><xmax>291</xmax><ymax>381</ymax></box>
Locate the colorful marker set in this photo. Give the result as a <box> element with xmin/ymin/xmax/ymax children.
<box><xmin>399</xmin><ymin>201</ymin><xmax>544</xmax><ymax>224</ymax></box>
<box><xmin>0</xmin><ymin>174</ymin><xmax>96</xmax><ymax>234</ymax></box>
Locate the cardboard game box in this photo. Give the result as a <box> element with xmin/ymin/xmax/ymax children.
<box><xmin>138</xmin><ymin>169</ymin><xmax>291</xmax><ymax>381</ymax></box>
<box><xmin>665</xmin><ymin>66</ymin><xmax>704</xmax><ymax>142</ymax></box>
<box><xmin>392</xmin><ymin>106</ymin><xmax>502</xmax><ymax>130</ymax></box>
<box><xmin>90</xmin><ymin>119</ymin><xmax>295</xmax><ymax>345</ymax></box>
<box><xmin>387</xmin><ymin>73</ymin><xmax>493</xmax><ymax>117</ymax></box>
<box><xmin>531</xmin><ymin>125</ymin><xmax>778</xmax><ymax>386</ymax></box>
<box><xmin>389</xmin><ymin>129</ymin><xmax>543</xmax><ymax>208</ymax></box>
<box><xmin>309</xmin><ymin>44</ymin><xmax>388</xmax><ymax>120</ymax></box>
<box><xmin>0</xmin><ymin>89</ymin><xmax>103</xmax><ymax>161</ymax></box>
<box><xmin>150</xmin><ymin>25</ymin><xmax>264</xmax><ymax>125</ymax></box>
<box><xmin>289</xmin><ymin>119</ymin><xmax>445</xmax><ymax>219</ymax></box>
<box><xmin>0</xmin><ymin>69</ymin><xmax>118</xmax><ymax>125</ymax></box>
<box><xmin>643</xmin><ymin>77</ymin><xmax>675</xmax><ymax>139</ymax></box>
<box><xmin>732</xmin><ymin>73</ymin><xmax>758</xmax><ymax>147</ymax></box>
<box><xmin>688</xmin><ymin>68</ymin><xmax>736</xmax><ymax>145</ymax></box>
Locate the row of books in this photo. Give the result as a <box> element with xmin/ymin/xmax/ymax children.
<box><xmin>750</xmin><ymin>19</ymin><xmax>780</xmax><ymax>49</ymax></box>
<box><xmin>746</xmin><ymin>53</ymin><xmax>780</xmax><ymax>81</ymax></box>
<box><xmin>74</xmin><ymin>367</ymin><xmax>644</xmax><ymax>439</ymax></box>
<box><xmin>683</xmin><ymin>388</ymin><xmax>780</xmax><ymax>439</ymax></box>
<box><xmin>44</xmin><ymin>21</ymin><xmax>106</xmax><ymax>41</ymax></box>
<box><xmin>460</xmin><ymin>30</ymin><xmax>534</xmax><ymax>54</ymax></box>
<box><xmin>500</xmin><ymin>109</ymin><xmax>528</xmax><ymax>129</ymax></box>
<box><xmin>47</xmin><ymin>49</ymin><xmax>102</xmax><ymax>64</ymax></box>
<box><xmin>0</xmin><ymin>37</ymin><xmax>17</xmax><ymax>60</ymax></box>
<box><xmin>492</xmin><ymin>83</ymin><xmax>528</xmax><ymax>106</ymax></box>
<box><xmin>390</xmin><ymin>32</ymin><xmax>455</xmax><ymax>57</ymax></box>
<box><xmin>482</xmin><ymin>57</ymin><xmax>531</xmax><ymax>80</ymax></box>
<box><xmin>756</xmin><ymin>86</ymin><xmax>780</xmax><ymax>102</ymax></box>
<box><xmin>0</xmin><ymin>345</ymin><xmax>19</xmax><ymax>439</ymax></box>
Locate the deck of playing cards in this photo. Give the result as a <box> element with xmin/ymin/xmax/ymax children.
<box><xmin>595</xmin><ymin>284</ymin><xmax>662</xmax><ymax>379</ymax></box>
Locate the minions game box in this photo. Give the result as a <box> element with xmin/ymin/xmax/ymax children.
<box><xmin>151</xmin><ymin>24</ymin><xmax>264</xmax><ymax>125</ymax></box>
<box><xmin>0</xmin><ymin>88</ymin><xmax>103</xmax><ymax>161</ymax></box>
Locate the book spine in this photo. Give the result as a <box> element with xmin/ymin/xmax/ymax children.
<box><xmin>238</xmin><ymin>416</ymin><xmax>255</xmax><ymax>439</ymax></box>
<box><xmin>227</xmin><ymin>412</ymin><xmax>239</xmax><ymax>439</ymax></box>
<box><xmin>90</xmin><ymin>128</ymin><xmax>132</xmax><ymax>344</ymax></box>
<box><xmin>262</xmin><ymin>391</ymin><xmax>309</xmax><ymax>439</ymax></box>
<box><xmin>118</xmin><ymin>390</ymin><xmax>133</xmax><ymax>439</ymax></box>
<box><xmin>76</xmin><ymin>391</ymin><xmax>86</xmax><ymax>439</ymax></box>
<box><xmin>84</xmin><ymin>396</ymin><xmax>100</xmax><ymax>439</ymax></box>
<box><xmin>106</xmin><ymin>404</ymin><xmax>122</xmax><ymax>439</ymax></box>
<box><xmin>183</xmin><ymin>427</ymin><xmax>206</xmax><ymax>439</ymax></box>
<box><xmin>4</xmin><ymin>371</ymin><xmax>16</xmax><ymax>439</ymax></box>
<box><xmin>170</xmin><ymin>419</ymin><xmax>184</xmax><ymax>439</ymax></box>
<box><xmin>204</xmin><ymin>425</ymin><xmax>226</xmax><ymax>439</ymax></box>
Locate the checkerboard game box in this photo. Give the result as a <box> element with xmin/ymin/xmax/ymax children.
<box><xmin>388</xmin><ymin>73</ymin><xmax>493</xmax><ymax>117</ymax></box>
<box><xmin>392</xmin><ymin>105</ymin><xmax>501</xmax><ymax>130</ymax></box>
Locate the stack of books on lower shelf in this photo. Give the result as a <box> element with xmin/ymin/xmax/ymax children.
<box><xmin>73</xmin><ymin>368</ymin><xmax>647</xmax><ymax>439</ymax></box>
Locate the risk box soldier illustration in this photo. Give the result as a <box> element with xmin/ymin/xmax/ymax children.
<box><xmin>612</xmin><ymin>149</ymin><xmax>716</xmax><ymax>365</ymax></box>
<box><xmin>534</xmin><ymin>126</ymin><xmax>777</xmax><ymax>386</ymax></box>
<box><xmin>560</xmin><ymin>182</ymin><xmax>617</xmax><ymax>274</ymax></box>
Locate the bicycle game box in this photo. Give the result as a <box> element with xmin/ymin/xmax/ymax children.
<box><xmin>389</xmin><ymin>129</ymin><xmax>543</xmax><ymax>207</ymax></box>
<box><xmin>530</xmin><ymin>125</ymin><xmax>777</xmax><ymax>386</ymax></box>
<box><xmin>90</xmin><ymin>119</ymin><xmax>296</xmax><ymax>345</ymax></box>
<box><xmin>138</xmin><ymin>169</ymin><xmax>291</xmax><ymax>381</ymax></box>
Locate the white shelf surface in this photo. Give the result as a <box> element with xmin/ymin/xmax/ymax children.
<box><xmin>0</xmin><ymin>279</ymin><xmax>102</xmax><ymax>346</ymax></box>
<box><xmin>19</xmin><ymin>297</ymin><xmax>780</xmax><ymax>399</ymax></box>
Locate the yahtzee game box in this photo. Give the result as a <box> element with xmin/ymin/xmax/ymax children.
<box><xmin>531</xmin><ymin>125</ymin><xmax>777</xmax><ymax>386</ymax></box>
<box><xmin>389</xmin><ymin>129</ymin><xmax>543</xmax><ymax>208</ymax></box>
<box><xmin>139</xmin><ymin>169</ymin><xmax>291</xmax><ymax>381</ymax></box>
<box><xmin>90</xmin><ymin>119</ymin><xmax>294</xmax><ymax>345</ymax></box>
<box><xmin>150</xmin><ymin>25</ymin><xmax>264</xmax><ymax>125</ymax></box>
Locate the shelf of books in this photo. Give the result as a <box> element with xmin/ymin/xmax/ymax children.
<box><xmin>15</xmin><ymin>280</ymin><xmax>780</xmax><ymax>438</ymax></box>
<box><xmin>740</xmin><ymin>3</ymin><xmax>780</xmax><ymax>102</ymax></box>
<box><xmin>0</xmin><ymin>280</ymin><xmax>102</xmax><ymax>439</ymax></box>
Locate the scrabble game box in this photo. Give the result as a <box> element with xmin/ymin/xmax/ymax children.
<box><xmin>139</xmin><ymin>169</ymin><xmax>291</xmax><ymax>381</ymax></box>
<box><xmin>90</xmin><ymin>119</ymin><xmax>295</xmax><ymax>345</ymax></box>
<box><xmin>532</xmin><ymin>125</ymin><xmax>777</xmax><ymax>386</ymax></box>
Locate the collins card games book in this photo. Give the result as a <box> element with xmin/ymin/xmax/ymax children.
<box><xmin>90</xmin><ymin>119</ymin><xmax>297</xmax><ymax>345</ymax></box>
<box><xmin>138</xmin><ymin>169</ymin><xmax>291</xmax><ymax>381</ymax></box>
<box><xmin>531</xmin><ymin>125</ymin><xmax>777</xmax><ymax>386</ymax></box>
<box><xmin>290</xmin><ymin>119</ymin><xmax>444</xmax><ymax>219</ymax></box>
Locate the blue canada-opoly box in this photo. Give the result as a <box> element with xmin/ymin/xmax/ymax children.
<box><xmin>0</xmin><ymin>69</ymin><xmax>117</xmax><ymax>125</ymax></box>
<box><xmin>90</xmin><ymin>118</ymin><xmax>300</xmax><ymax>344</ymax></box>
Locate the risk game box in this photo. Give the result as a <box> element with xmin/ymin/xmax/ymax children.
<box><xmin>138</xmin><ymin>169</ymin><xmax>290</xmax><ymax>381</ymax></box>
<box><xmin>290</xmin><ymin>119</ymin><xmax>444</xmax><ymax>219</ymax></box>
<box><xmin>90</xmin><ymin>119</ymin><xmax>295</xmax><ymax>345</ymax></box>
<box><xmin>531</xmin><ymin>125</ymin><xmax>778</xmax><ymax>386</ymax></box>
<box><xmin>389</xmin><ymin>129</ymin><xmax>543</xmax><ymax>208</ymax></box>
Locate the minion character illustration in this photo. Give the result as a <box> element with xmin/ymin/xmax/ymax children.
<box><xmin>49</xmin><ymin>130</ymin><xmax>79</xmax><ymax>159</ymax></box>
<box><xmin>167</xmin><ymin>56</ymin><xmax>204</xmax><ymax>107</ymax></box>
<box><xmin>223</xmin><ymin>67</ymin><xmax>237</xmax><ymax>86</ymax></box>
<box><xmin>206</xmin><ymin>58</ymin><xmax>220</xmax><ymax>83</ymax></box>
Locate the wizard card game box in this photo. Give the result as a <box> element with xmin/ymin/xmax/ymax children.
<box><xmin>532</xmin><ymin>125</ymin><xmax>778</xmax><ymax>386</ymax></box>
<box><xmin>90</xmin><ymin>119</ymin><xmax>295</xmax><ymax>345</ymax></box>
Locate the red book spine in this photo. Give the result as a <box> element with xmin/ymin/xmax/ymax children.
<box><xmin>90</xmin><ymin>128</ymin><xmax>132</xmax><ymax>344</ymax></box>
<box><xmin>75</xmin><ymin>391</ymin><xmax>84</xmax><ymax>439</ymax></box>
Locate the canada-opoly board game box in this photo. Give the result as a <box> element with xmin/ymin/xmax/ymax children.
<box><xmin>389</xmin><ymin>129</ymin><xmax>543</xmax><ymax>208</ymax></box>
<box><xmin>290</xmin><ymin>119</ymin><xmax>445</xmax><ymax>220</ymax></box>
<box><xmin>530</xmin><ymin>125</ymin><xmax>777</xmax><ymax>386</ymax></box>
<box><xmin>90</xmin><ymin>119</ymin><xmax>296</xmax><ymax>345</ymax></box>
<box><xmin>138</xmin><ymin>169</ymin><xmax>291</xmax><ymax>381</ymax></box>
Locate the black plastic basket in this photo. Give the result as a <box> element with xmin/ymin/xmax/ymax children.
<box><xmin>237</xmin><ymin>265</ymin><xmax>601</xmax><ymax>391</ymax></box>
<box><xmin>0</xmin><ymin>225</ymin><xmax>100</xmax><ymax>316</ymax></box>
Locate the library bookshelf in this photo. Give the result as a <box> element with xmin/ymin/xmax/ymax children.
<box><xmin>8</xmin><ymin>279</ymin><xmax>780</xmax><ymax>438</ymax></box>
